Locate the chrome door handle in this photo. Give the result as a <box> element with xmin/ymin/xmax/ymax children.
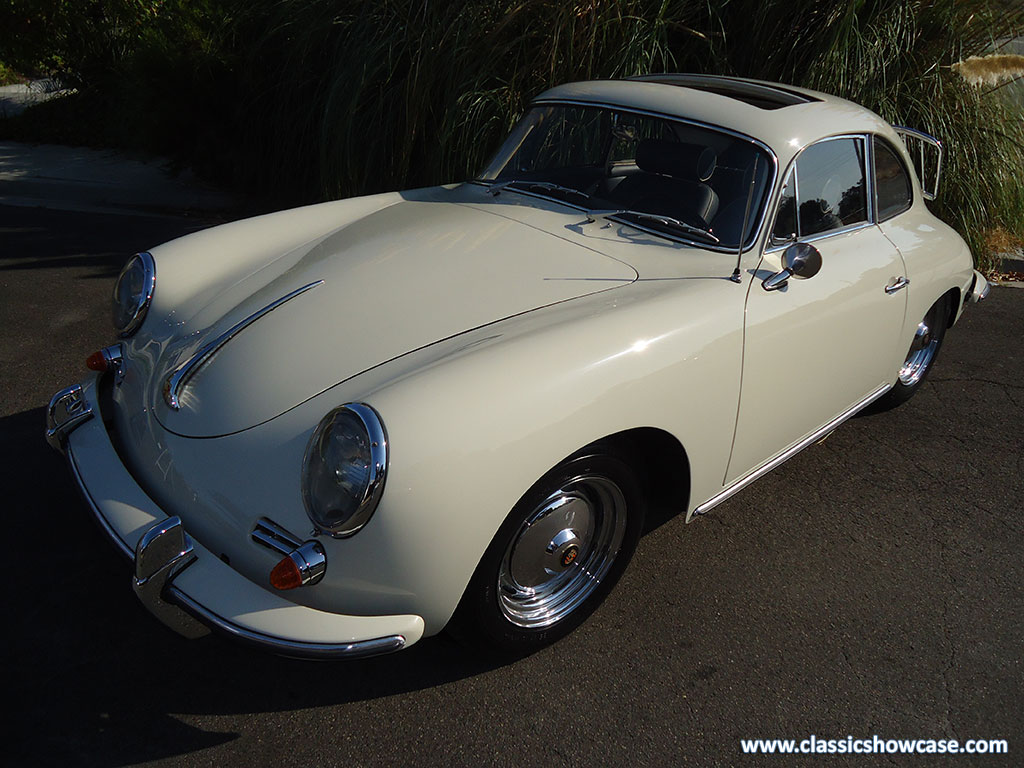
<box><xmin>885</xmin><ymin>276</ymin><xmax>910</xmax><ymax>294</ymax></box>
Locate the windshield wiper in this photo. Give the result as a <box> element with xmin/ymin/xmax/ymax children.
<box><xmin>585</xmin><ymin>209</ymin><xmax>720</xmax><ymax>244</ymax></box>
<box><xmin>488</xmin><ymin>180</ymin><xmax>591</xmax><ymax>204</ymax></box>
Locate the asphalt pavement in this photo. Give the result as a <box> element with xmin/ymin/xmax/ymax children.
<box><xmin>2</xmin><ymin>197</ymin><xmax>1022</xmax><ymax>766</ymax></box>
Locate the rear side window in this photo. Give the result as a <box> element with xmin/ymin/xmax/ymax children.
<box><xmin>873</xmin><ymin>136</ymin><xmax>913</xmax><ymax>221</ymax></box>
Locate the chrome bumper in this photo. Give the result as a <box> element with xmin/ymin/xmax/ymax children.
<box><xmin>970</xmin><ymin>269</ymin><xmax>991</xmax><ymax>303</ymax></box>
<box><xmin>49</xmin><ymin>376</ymin><xmax>419</xmax><ymax>660</ymax></box>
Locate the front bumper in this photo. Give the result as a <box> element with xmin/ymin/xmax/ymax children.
<box><xmin>47</xmin><ymin>376</ymin><xmax>424</xmax><ymax>659</ymax></box>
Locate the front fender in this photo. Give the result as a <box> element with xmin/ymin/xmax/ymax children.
<box><xmin>122</xmin><ymin>276</ymin><xmax>745</xmax><ymax>636</ymax></box>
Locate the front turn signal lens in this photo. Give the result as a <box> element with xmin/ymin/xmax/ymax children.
<box><xmin>270</xmin><ymin>555</ymin><xmax>303</xmax><ymax>590</ymax></box>
<box><xmin>268</xmin><ymin>541</ymin><xmax>327</xmax><ymax>590</ymax></box>
<box><xmin>86</xmin><ymin>351</ymin><xmax>109</xmax><ymax>371</ymax></box>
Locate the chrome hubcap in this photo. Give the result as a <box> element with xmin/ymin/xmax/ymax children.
<box><xmin>498</xmin><ymin>474</ymin><xmax>627</xmax><ymax>628</ymax></box>
<box><xmin>898</xmin><ymin>306</ymin><xmax>941</xmax><ymax>386</ymax></box>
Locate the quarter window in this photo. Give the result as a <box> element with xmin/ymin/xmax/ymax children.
<box><xmin>873</xmin><ymin>136</ymin><xmax>913</xmax><ymax>221</ymax></box>
<box><xmin>772</xmin><ymin>170</ymin><xmax>797</xmax><ymax>242</ymax></box>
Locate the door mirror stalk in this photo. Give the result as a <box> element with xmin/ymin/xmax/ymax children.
<box><xmin>762</xmin><ymin>242</ymin><xmax>822</xmax><ymax>291</ymax></box>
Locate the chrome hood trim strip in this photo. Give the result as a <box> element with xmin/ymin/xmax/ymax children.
<box><xmin>163</xmin><ymin>280</ymin><xmax>323</xmax><ymax>410</ymax></box>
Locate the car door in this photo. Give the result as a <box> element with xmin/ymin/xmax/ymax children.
<box><xmin>725</xmin><ymin>135</ymin><xmax>909</xmax><ymax>484</ymax></box>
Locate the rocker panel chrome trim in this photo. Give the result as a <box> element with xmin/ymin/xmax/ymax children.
<box><xmin>693</xmin><ymin>383</ymin><xmax>892</xmax><ymax>516</ymax></box>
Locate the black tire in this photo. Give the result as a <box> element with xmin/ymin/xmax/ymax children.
<box><xmin>448</xmin><ymin>451</ymin><xmax>645</xmax><ymax>656</ymax></box>
<box><xmin>875</xmin><ymin>295</ymin><xmax>949</xmax><ymax>410</ymax></box>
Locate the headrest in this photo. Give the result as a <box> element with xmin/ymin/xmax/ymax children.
<box><xmin>635</xmin><ymin>139</ymin><xmax>717</xmax><ymax>182</ymax></box>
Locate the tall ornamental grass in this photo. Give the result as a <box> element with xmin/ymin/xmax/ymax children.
<box><xmin>3</xmin><ymin>0</ymin><xmax>1022</xmax><ymax>267</ymax></box>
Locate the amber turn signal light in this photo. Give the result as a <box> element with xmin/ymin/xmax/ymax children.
<box><xmin>86</xmin><ymin>350</ymin><xmax>109</xmax><ymax>371</ymax></box>
<box><xmin>270</xmin><ymin>555</ymin><xmax>303</xmax><ymax>590</ymax></box>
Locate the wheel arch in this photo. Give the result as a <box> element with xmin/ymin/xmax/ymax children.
<box><xmin>579</xmin><ymin>426</ymin><xmax>692</xmax><ymax>514</ymax></box>
<box><xmin>942</xmin><ymin>286</ymin><xmax>962</xmax><ymax>328</ymax></box>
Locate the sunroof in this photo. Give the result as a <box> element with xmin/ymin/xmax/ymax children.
<box><xmin>629</xmin><ymin>74</ymin><xmax>820</xmax><ymax>110</ymax></box>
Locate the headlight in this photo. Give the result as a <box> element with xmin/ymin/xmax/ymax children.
<box><xmin>112</xmin><ymin>252</ymin><xmax>156</xmax><ymax>337</ymax></box>
<box><xmin>302</xmin><ymin>403</ymin><xmax>388</xmax><ymax>538</ymax></box>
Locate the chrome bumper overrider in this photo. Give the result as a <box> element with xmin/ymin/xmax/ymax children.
<box><xmin>46</xmin><ymin>384</ymin><xmax>93</xmax><ymax>452</ymax></box>
<box><xmin>49</xmin><ymin>376</ymin><xmax>419</xmax><ymax>659</ymax></box>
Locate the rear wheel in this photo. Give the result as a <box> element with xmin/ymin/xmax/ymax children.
<box><xmin>450</xmin><ymin>451</ymin><xmax>644</xmax><ymax>655</ymax></box>
<box><xmin>876</xmin><ymin>296</ymin><xmax>949</xmax><ymax>409</ymax></box>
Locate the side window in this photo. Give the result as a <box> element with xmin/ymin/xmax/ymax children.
<box><xmin>795</xmin><ymin>138</ymin><xmax>867</xmax><ymax>237</ymax></box>
<box><xmin>873</xmin><ymin>136</ymin><xmax>913</xmax><ymax>221</ymax></box>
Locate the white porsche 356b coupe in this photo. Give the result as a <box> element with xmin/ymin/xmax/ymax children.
<box><xmin>48</xmin><ymin>75</ymin><xmax>989</xmax><ymax>658</ymax></box>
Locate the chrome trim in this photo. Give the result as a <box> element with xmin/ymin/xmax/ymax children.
<box><xmin>163</xmin><ymin>280</ymin><xmax>324</xmax><ymax>410</ymax></box>
<box><xmin>285</xmin><ymin>541</ymin><xmax>327</xmax><ymax>587</ymax></box>
<box><xmin>46</xmin><ymin>384</ymin><xmax>94</xmax><ymax>453</ymax></box>
<box><xmin>761</xmin><ymin>269</ymin><xmax>790</xmax><ymax>292</ymax></box>
<box><xmin>132</xmin><ymin>517</ymin><xmax>209</xmax><ymax>638</ymax></box>
<box><xmin>100</xmin><ymin>344</ymin><xmax>125</xmax><ymax>384</ymax></box>
<box><xmin>524</xmin><ymin>98</ymin><xmax>780</xmax><ymax>254</ymax></box>
<box><xmin>252</xmin><ymin>518</ymin><xmax>327</xmax><ymax>586</ymax></box>
<box><xmin>864</xmin><ymin>132</ymin><xmax>876</xmax><ymax>224</ymax></box>
<box><xmin>885</xmin><ymin>276</ymin><xmax>911</xmax><ymax>294</ymax></box>
<box><xmin>302</xmin><ymin>402</ymin><xmax>389</xmax><ymax>539</ymax></box>
<box><xmin>114</xmin><ymin>252</ymin><xmax>156</xmax><ymax>338</ymax></box>
<box><xmin>166</xmin><ymin>585</ymin><xmax>408</xmax><ymax>660</ymax></box>
<box><xmin>970</xmin><ymin>270</ymin><xmax>991</xmax><ymax>303</ymax></box>
<box><xmin>893</xmin><ymin>126</ymin><xmax>943</xmax><ymax>201</ymax></box>
<box><xmin>252</xmin><ymin>517</ymin><xmax>304</xmax><ymax>555</ymax></box>
<box><xmin>765</xmin><ymin>221</ymin><xmax>875</xmax><ymax>254</ymax></box>
<box><xmin>693</xmin><ymin>383</ymin><xmax>892</xmax><ymax>516</ymax></box>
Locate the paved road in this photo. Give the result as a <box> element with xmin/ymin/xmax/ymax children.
<box><xmin>3</xmin><ymin>204</ymin><xmax>1021</xmax><ymax>766</ymax></box>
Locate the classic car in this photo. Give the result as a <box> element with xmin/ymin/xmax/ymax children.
<box><xmin>47</xmin><ymin>74</ymin><xmax>990</xmax><ymax>658</ymax></box>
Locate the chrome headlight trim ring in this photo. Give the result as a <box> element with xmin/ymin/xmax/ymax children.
<box><xmin>301</xmin><ymin>402</ymin><xmax>389</xmax><ymax>539</ymax></box>
<box><xmin>113</xmin><ymin>251</ymin><xmax>156</xmax><ymax>338</ymax></box>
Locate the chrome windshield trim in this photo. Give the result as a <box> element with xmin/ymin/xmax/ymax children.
<box><xmin>164</xmin><ymin>280</ymin><xmax>324</xmax><ymax>410</ymax></box>
<box><xmin>693</xmin><ymin>383</ymin><xmax>892</xmax><ymax>517</ymax></box>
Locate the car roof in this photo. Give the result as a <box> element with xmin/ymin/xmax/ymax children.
<box><xmin>533</xmin><ymin>75</ymin><xmax>900</xmax><ymax>164</ymax></box>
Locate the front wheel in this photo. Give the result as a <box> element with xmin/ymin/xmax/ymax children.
<box><xmin>876</xmin><ymin>296</ymin><xmax>949</xmax><ymax>410</ymax></box>
<box><xmin>449</xmin><ymin>452</ymin><xmax>644</xmax><ymax>655</ymax></box>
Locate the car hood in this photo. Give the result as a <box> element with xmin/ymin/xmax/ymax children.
<box><xmin>149</xmin><ymin>199</ymin><xmax>638</xmax><ymax>437</ymax></box>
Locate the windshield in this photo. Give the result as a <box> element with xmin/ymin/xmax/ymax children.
<box><xmin>479</xmin><ymin>104</ymin><xmax>775</xmax><ymax>250</ymax></box>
